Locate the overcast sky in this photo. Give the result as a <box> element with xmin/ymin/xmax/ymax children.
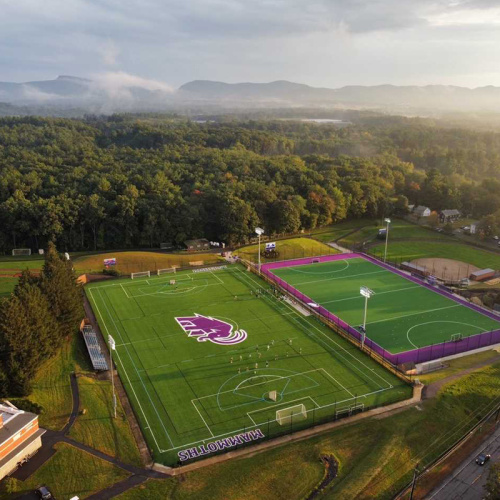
<box><xmin>1</xmin><ymin>0</ymin><xmax>500</xmax><ymax>89</ymax></box>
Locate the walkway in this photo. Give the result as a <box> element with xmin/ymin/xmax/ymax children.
<box><xmin>12</xmin><ymin>371</ymin><xmax>167</xmax><ymax>499</ymax></box>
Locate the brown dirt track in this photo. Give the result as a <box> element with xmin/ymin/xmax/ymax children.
<box><xmin>410</xmin><ymin>257</ymin><xmax>479</xmax><ymax>281</ymax></box>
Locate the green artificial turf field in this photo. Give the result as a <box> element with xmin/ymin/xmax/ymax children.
<box><xmin>271</xmin><ymin>257</ymin><xmax>500</xmax><ymax>354</ymax></box>
<box><xmin>85</xmin><ymin>265</ymin><xmax>410</xmax><ymax>465</ymax></box>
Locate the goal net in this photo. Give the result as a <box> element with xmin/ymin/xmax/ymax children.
<box><xmin>157</xmin><ymin>267</ymin><xmax>176</xmax><ymax>276</ymax></box>
<box><xmin>276</xmin><ymin>404</ymin><xmax>307</xmax><ymax>425</ymax></box>
<box><xmin>451</xmin><ymin>333</ymin><xmax>463</xmax><ymax>342</ymax></box>
<box><xmin>131</xmin><ymin>271</ymin><xmax>150</xmax><ymax>279</ymax></box>
<box><xmin>268</xmin><ymin>390</ymin><xmax>277</xmax><ymax>402</ymax></box>
<box><xmin>12</xmin><ymin>248</ymin><xmax>31</xmax><ymax>256</ymax></box>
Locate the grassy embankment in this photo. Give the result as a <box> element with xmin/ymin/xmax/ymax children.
<box><xmin>116</xmin><ymin>358</ymin><xmax>500</xmax><ymax>500</ymax></box>
<box><xmin>235</xmin><ymin>237</ymin><xmax>337</xmax><ymax>263</ymax></box>
<box><xmin>1</xmin><ymin>334</ymin><xmax>142</xmax><ymax>498</ymax></box>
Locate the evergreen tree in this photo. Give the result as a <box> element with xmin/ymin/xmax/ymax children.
<box><xmin>0</xmin><ymin>281</ymin><xmax>59</xmax><ymax>396</ymax></box>
<box><xmin>39</xmin><ymin>242</ymin><xmax>83</xmax><ymax>339</ymax></box>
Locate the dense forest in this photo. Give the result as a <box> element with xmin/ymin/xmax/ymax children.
<box><xmin>1</xmin><ymin>114</ymin><xmax>500</xmax><ymax>252</ymax></box>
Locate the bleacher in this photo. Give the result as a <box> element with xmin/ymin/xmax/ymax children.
<box><xmin>81</xmin><ymin>325</ymin><xmax>109</xmax><ymax>371</ymax></box>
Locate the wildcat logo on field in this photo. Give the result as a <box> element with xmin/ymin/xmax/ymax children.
<box><xmin>175</xmin><ymin>314</ymin><xmax>247</xmax><ymax>345</ymax></box>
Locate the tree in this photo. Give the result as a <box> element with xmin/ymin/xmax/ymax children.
<box><xmin>0</xmin><ymin>279</ymin><xmax>59</xmax><ymax>395</ymax></box>
<box><xmin>39</xmin><ymin>242</ymin><xmax>83</xmax><ymax>339</ymax></box>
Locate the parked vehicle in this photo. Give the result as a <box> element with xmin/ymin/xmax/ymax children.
<box><xmin>35</xmin><ymin>486</ymin><xmax>54</xmax><ymax>499</ymax></box>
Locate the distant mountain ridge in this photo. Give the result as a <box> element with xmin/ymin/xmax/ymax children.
<box><xmin>2</xmin><ymin>75</ymin><xmax>500</xmax><ymax>113</ymax></box>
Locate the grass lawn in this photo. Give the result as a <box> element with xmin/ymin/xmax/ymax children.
<box><xmin>0</xmin><ymin>278</ymin><xmax>17</xmax><ymax>298</ymax></box>
<box><xmin>416</xmin><ymin>349</ymin><xmax>500</xmax><ymax>385</ymax></box>
<box><xmin>369</xmin><ymin>240</ymin><xmax>500</xmax><ymax>270</ymax></box>
<box><xmin>28</xmin><ymin>335</ymin><xmax>89</xmax><ymax>431</ymax></box>
<box><xmin>115</xmin><ymin>361</ymin><xmax>500</xmax><ymax>500</ymax></box>
<box><xmin>271</xmin><ymin>256</ymin><xmax>500</xmax><ymax>355</ymax></box>
<box><xmin>336</xmin><ymin>220</ymin><xmax>451</xmax><ymax>248</ymax></box>
<box><xmin>86</xmin><ymin>264</ymin><xmax>410</xmax><ymax>466</ymax></box>
<box><xmin>69</xmin><ymin>375</ymin><xmax>142</xmax><ymax>466</ymax></box>
<box><xmin>73</xmin><ymin>251</ymin><xmax>221</xmax><ymax>275</ymax></box>
<box><xmin>311</xmin><ymin>219</ymin><xmax>376</xmax><ymax>243</ymax></box>
<box><xmin>5</xmin><ymin>443</ymin><xmax>130</xmax><ymax>499</ymax></box>
<box><xmin>235</xmin><ymin>237</ymin><xmax>337</xmax><ymax>263</ymax></box>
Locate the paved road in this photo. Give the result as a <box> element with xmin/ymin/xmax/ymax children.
<box><xmin>426</xmin><ymin>422</ymin><xmax>500</xmax><ymax>500</ymax></box>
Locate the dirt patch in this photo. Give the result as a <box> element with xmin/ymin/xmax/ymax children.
<box><xmin>411</xmin><ymin>258</ymin><xmax>480</xmax><ymax>281</ymax></box>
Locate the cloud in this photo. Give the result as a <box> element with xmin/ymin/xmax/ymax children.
<box><xmin>90</xmin><ymin>71</ymin><xmax>174</xmax><ymax>99</ymax></box>
<box><xmin>100</xmin><ymin>40</ymin><xmax>120</xmax><ymax>66</ymax></box>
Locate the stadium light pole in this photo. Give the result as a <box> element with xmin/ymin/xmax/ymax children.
<box><xmin>108</xmin><ymin>335</ymin><xmax>117</xmax><ymax>419</ymax></box>
<box><xmin>360</xmin><ymin>287</ymin><xmax>374</xmax><ymax>348</ymax></box>
<box><xmin>255</xmin><ymin>227</ymin><xmax>264</xmax><ymax>274</ymax></box>
<box><xmin>383</xmin><ymin>218</ymin><xmax>391</xmax><ymax>263</ymax></box>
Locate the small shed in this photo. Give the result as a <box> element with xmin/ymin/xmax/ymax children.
<box><xmin>470</xmin><ymin>268</ymin><xmax>496</xmax><ymax>281</ymax></box>
<box><xmin>184</xmin><ymin>239</ymin><xmax>211</xmax><ymax>251</ymax></box>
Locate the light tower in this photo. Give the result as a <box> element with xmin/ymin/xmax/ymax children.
<box><xmin>359</xmin><ymin>286</ymin><xmax>374</xmax><ymax>348</ymax></box>
<box><xmin>383</xmin><ymin>218</ymin><xmax>391</xmax><ymax>263</ymax></box>
<box><xmin>255</xmin><ymin>227</ymin><xmax>264</xmax><ymax>274</ymax></box>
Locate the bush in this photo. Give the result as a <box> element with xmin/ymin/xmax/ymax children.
<box><xmin>102</xmin><ymin>268</ymin><xmax>120</xmax><ymax>277</ymax></box>
<box><xmin>8</xmin><ymin>398</ymin><xmax>44</xmax><ymax>415</ymax></box>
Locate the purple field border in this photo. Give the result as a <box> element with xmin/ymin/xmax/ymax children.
<box><xmin>261</xmin><ymin>253</ymin><xmax>500</xmax><ymax>365</ymax></box>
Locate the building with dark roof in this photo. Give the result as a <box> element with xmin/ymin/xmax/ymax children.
<box><xmin>439</xmin><ymin>209</ymin><xmax>461</xmax><ymax>223</ymax></box>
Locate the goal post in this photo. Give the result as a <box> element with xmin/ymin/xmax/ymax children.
<box><xmin>451</xmin><ymin>333</ymin><xmax>463</xmax><ymax>342</ymax></box>
<box><xmin>157</xmin><ymin>267</ymin><xmax>176</xmax><ymax>276</ymax></box>
<box><xmin>276</xmin><ymin>404</ymin><xmax>307</xmax><ymax>425</ymax></box>
<box><xmin>12</xmin><ymin>248</ymin><xmax>31</xmax><ymax>256</ymax></box>
<box><xmin>268</xmin><ymin>390</ymin><xmax>277</xmax><ymax>402</ymax></box>
<box><xmin>131</xmin><ymin>271</ymin><xmax>150</xmax><ymax>279</ymax></box>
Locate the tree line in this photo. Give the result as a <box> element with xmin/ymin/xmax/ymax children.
<box><xmin>1</xmin><ymin>115</ymin><xmax>500</xmax><ymax>251</ymax></box>
<box><xmin>0</xmin><ymin>244</ymin><xmax>83</xmax><ymax>396</ymax></box>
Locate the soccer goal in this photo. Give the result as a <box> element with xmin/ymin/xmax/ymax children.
<box><xmin>312</xmin><ymin>258</ymin><xmax>321</xmax><ymax>263</ymax></box>
<box><xmin>451</xmin><ymin>333</ymin><xmax>463</xmax><ymax>342</ymax></box>
<box><xmin>12</xmin><ymin>248</ymin><xmax>31</xmax><ymax>256</ymax></box>
<box><xmin>157</xmin><ymin>267</ymin><xmax>176</xmax><ymax>276</ymax></box>
<box><xmin>131</xmin><ymin>271</ymin><xmax>150</xmax><ymax>279</ymax></box>
<box><xmin>276</xmin><ymin>404</ymin><xmax>307</xmax><ymax>425</ymax></box>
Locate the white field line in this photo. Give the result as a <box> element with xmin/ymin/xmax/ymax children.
<box><xmin>210</xmin><ymin>270</ymin><xmax>224</xmax><ymax>284</ymax></box>
<box><xmin>405</xmin><ymin>320</ymin><xmax>489</xmax><ymax>349</ymax></box>
<box><xmin>88</xmin><ymin>289</ymin><xmax>166</xmax><ymax>452</ymax></box>
<box><xmin>287</xmin><ymin>259</ymin><xmax>350</xmax><ymax>275</ymax></box>
<box><xmin>94</xmin><ymin>288</ymin><xmax>175</xmax><ymax>449</ymax></box>
<box><xmin>321</xmin><ymin>285</ymin><xmax>420</xmax><ymax>305</ymax></box>
<box><xmin>157</xmin><ymin>385</ymin><xmax>394</xmax><ymax>454</ymax></box>
<box><xmin>319</xmin><ymin>368</ymin><xmax>355</xmax><ymax>397</ymax></box>
<box><xmin>237</xmin><ymin>268</ymin><xmax>392</xmax><ymax>390</ymax></box>
<box><xmin>366</xmin><ymin>304</ymin><xmax>461</xmax><ymax>326</ymax></box>
<box><xmin>286</xmin><ymin>270</ymin><xmax>386</xmax><ymax>287</ymax></box>
<box><xmin>191</xmin><ymin>399</ymin><xmax>215</xmax><ymax>438</ymax></box>
<box><xmin>196</xmin><ymin>368</ymin><xmax>323</xmax><ymax>401</ymax></box>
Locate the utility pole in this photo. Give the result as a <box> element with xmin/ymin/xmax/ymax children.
<box><xmin>409</xmin><ymin>463</ymin><xmax>419</xmax><ymax>500</ymax></box>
